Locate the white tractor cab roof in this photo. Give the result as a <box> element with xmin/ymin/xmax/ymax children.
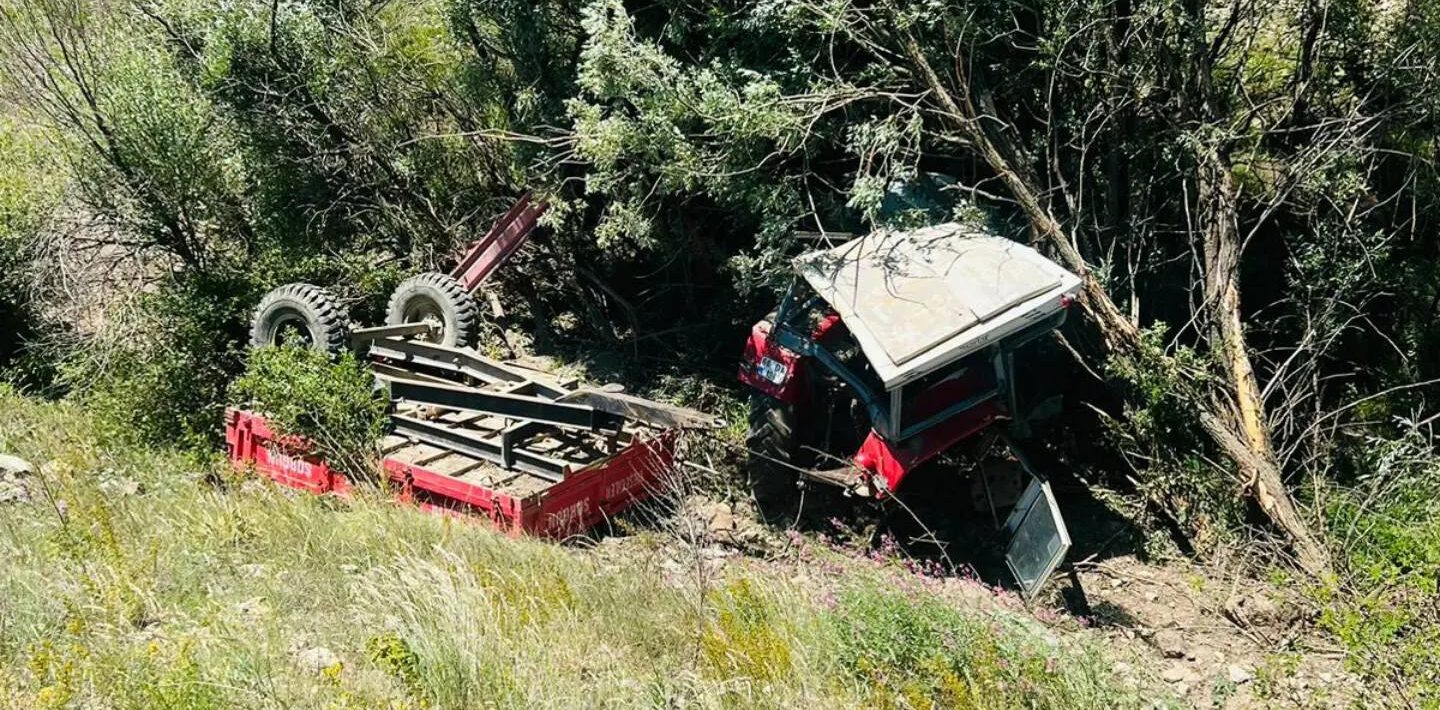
<box><xmin>794</xmin><ymin>223</ymin><xmax>1082</xmax><ymax>391</ymax></box>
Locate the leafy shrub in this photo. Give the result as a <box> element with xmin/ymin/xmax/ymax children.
<box><xmin>0</xmin><ymin>116</ymin><xmax>61</xmax><ymax>384</ymax></box>
<box><xmin>700</xmin><ymin>578</ymin><xmax>794</xmax><ymax>683</ymax></box>
<box><xmin>828</xmin><ymin>585</ymin><xmax>1119</xmax><ymax>709</ymax></box>
<box><xmin>65</xmin><ymin>273</ymin><xmax>256</xmax><ymax>450</ymax></box>
<box><xmin>366</xmin><ymin>633</ymin><xmax>423</xmax><ymax>695</ymax></box>
<box><xmin>230</xmin><ymin>345</ymin><xmax>388</xmax><ymax>478</ymax></box>
<box><xmin>1104</xmin><ymin>323</ymin><xmax>1240</xmax><ymax>551</ymax></box>
<box><xmin>1320</xmin><ymin>420</ymin><xmax>1440</xmax><ymax>704</ymax></box>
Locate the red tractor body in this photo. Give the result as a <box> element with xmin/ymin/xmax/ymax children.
<box><xmin>739</xmin><ymin>223</ymin><xmax>1082</xmax><ymax>597</ymax></box>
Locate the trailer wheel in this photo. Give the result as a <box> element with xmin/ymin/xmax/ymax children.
<box><xmin>746</xmin><ymin>393</ymin><xmax>807</xmax><ymax>523</ymax></box>
<box><xmin>385</xmin><ymin>272</ymin><xmax>478</xmax><ymax>349</ymax></box>
<box><xmin>250</xmin><ymin>283</ymin><xmax>350</xmax><ymax>355</ymax></box>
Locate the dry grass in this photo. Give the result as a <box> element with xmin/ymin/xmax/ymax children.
<box><xmin>0</xmin><ymin>387</ymin><xmax>1139</xmax><ymax>709</ymax></box>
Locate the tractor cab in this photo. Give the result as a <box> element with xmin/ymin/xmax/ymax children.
<box><xmin>740</xmin><ymin>223</ymin><xmax>1082</xmax><ymax>598</ymax></box>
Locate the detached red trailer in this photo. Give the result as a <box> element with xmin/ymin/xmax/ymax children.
<box><xmin>225</xmin><ymin>407</ymin><xmax>680</xmax><ymax>538</ymax></box>
<box><xmin>235</xmin><ymin>194</ymin><xmax>717</xmax><ymax>537</ymax></box>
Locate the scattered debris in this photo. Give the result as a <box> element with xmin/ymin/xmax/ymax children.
<box><xmin>1076</xmin><ymin>555</ymin><xmax>1358</xmax><ymax>707</ymax></box>
<box><xmin>689</xmin><ymin>497</ymin><xmax>770</xmax><ymax>550</ymax></box>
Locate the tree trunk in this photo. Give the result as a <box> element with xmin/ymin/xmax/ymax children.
<box><xmin>898</xmin><ymin>37</ymin><xmax>1139</xmax><ymax>354</ymax></box>
<box><xmin>899</xmin><ymin>33</ymin><xmax>1331</xmax><ymax>576</ymax></box>
<box><xmin>1194</xmin><ymin>149</ymin><xmax>1331</xmax><ymax>574</ymax></box>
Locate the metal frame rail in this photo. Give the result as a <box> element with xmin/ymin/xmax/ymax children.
<box><xmin>367</xmin><ymin>337</ymin><xmax>714</xmax><ymax>481</ymax></box>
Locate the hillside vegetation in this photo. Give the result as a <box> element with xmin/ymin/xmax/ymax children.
<box><xmin>0</xmin><ymin>389</ymin><xmax>1136</xmax><ymax>708</ymax></box>
<box><xmin>1</xmin><ymin>0</ymin><xmax>1440</xmax><ymax>705</ymax></box>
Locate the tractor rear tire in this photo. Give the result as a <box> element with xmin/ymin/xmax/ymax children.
<box><xmin>385</xmin><ymin>272</ymin><xmax>478</xmax><ymax>349</ymax></box>
<box><xmin>249</xmin><ymin>283</ymin><xmax>350</xmax><ymax>355</ymax></box>
<box><xmin>745</xmin><ymin>393</ymin><xmax>805</xmax><ymax>524</ymax></box>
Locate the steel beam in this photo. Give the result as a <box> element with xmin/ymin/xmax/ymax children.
<box><xmin>349</xmin><ymin>322</ymin><xmax>436</xmax><ymax>343</ymax></box>
<box><xmin>380</xmin><ymin>375</ymin><xmax>624</xmax><ymax>434</ymax></box>
<box><xmin>391</xmin><ymin>414</ymin><xmax>568</xmax><ymax>481</ymax></box>
<box><xmin>558</xmin><ymin>389</ymin><xmax>721</xmax><ymax>430</ymax></box>
<box><xmin>451</xmin><ymin>193</ymin><xmax>547</xmax><ymax>292</ymax></box>
<box><xmin>367</xmin><ymin>338</ymin><xmax>569</xmax><ymax>398</ymax></box>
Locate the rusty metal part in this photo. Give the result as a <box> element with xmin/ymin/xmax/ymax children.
<box><xmin>350</xmin><ymin>322</ymin><xmax>438</xmax><ymax>343</ymax></box>
<box><xmin>557</xmin><ymin>389</ymin><xmax>723</xmax><ymax>430</ymax></box>
<box><xmin>377</xmin><ymin>370</ymin><xmax>625</xmax><ymax>434</ymax></box>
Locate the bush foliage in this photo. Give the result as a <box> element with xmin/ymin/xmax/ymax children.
<box><xmin>2</xmin><ymin>0</ymin><xmax>1440</xmax><ymax>701</ymax></box>
<box><xmin>0</xmin><ymin>390</ymin><xmax>1138</xmax><ymax>708</ymax></box>
<box><xmin>230</xmin><ymin>345</ymin><xmax>388</xmax><ymax>477</ymax></box>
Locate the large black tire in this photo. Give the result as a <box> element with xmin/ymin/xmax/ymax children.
<box><xmin>250</xmin><ymin>283</ymin><xmax>349</xmax><ymax>355</ymax></box>
<box><xmin>385</xmin><ymin>272</ymin><xmax>478</xmax><ymax>349</ymax></box>
<box><xmin>746</xmin><ymin>393</ymin><xmax>805</xmax><ymax>523</ymax></box>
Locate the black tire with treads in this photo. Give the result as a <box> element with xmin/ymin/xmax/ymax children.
<box><xmin>249</xmin><ymin>283</ymin><xmax>350</xmax><ymax>355</ymax></box>
<box><xmin>385</xmin><ymin>272</ymin><xmax>478</xmax><ymax>349</ymax></box>
<box><xmin>746</xmin><ymin>393</ymin><xmax>807</xmax><ymax>523</ymax></box>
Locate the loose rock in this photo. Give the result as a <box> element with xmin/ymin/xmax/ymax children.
<box><xmin>0</xmin><ymin>454</ymin><xmax>34</xmax><ymax>504</ymax></box>
<box><xmin>296</xmin><ymin>646</ymin><xmax>341</xmax><ymax>673</ymax></box>
<box><xmin>0</xmin><ymin>454</ymin><xmax>34</xmax><ymax>476</ymax></box>
<box><xmin>1161</xmin><ymin>662</ymin><xmax>1201</xmax><ymax>684</ymax></box>
<box><xmin>1152</xmin><ymin>629</ymin><xmax>1189</xmax><ymax>659</ymax></box>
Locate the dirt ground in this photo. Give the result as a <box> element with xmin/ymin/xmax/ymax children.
<box><xmin>657</xmin><ymin>491</ymin><xmax>1363</xmax><ymax>709</ymax></box>
<box><xmin>1069</xmin><ymin>555</ymin><xmax>1358</xmax><ymax>708</ymax></box>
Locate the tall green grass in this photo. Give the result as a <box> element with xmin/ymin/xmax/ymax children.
<box><xmin>0</xmin><ymin>387</ymin><xmax>1138</xmax><ymax>708</ymax></box>
<box><xmin>1319</xmin><ymin>423</ymin><xmax>1440</xmax><ymax>705</ymax></box>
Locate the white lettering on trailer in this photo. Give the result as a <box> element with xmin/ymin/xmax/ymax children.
<box><xmin>264</xmin><ymin>446</ymin><xmax>314</xmax><ymax>478</ymax></box>
<box><xmin>604</xmin><ymin>471</ymin><xmax>647</xmax><ymax>500</ymax></box>
<box><xmin>549</xmin><ymin>499</ymin><xmax>589</xmax><ymax>533</ymax></box>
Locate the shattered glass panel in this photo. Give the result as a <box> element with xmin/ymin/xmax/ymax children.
<box><xmin>1003</xmin><ymin>477</ymin><xmax>1072</xmax><ymax>600</ymax></box>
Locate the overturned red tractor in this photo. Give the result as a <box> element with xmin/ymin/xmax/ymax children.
<box><xmin>739</xmin><ymin>224</ymin><xmax>1081</xmax><ymax>597</ymax></box>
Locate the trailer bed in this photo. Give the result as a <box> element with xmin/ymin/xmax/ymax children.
<box><xmin>225</xmin><ymin>406</ymin><xmax>677</xmax><ymax>538</ymax></box>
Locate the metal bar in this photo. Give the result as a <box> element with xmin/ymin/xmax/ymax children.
<box><xmin>382</xmin><ymin>376</ymin><xmax>624</xmax><ymax>433</ymax></box>
<box><xmin>450</xmin><ymin>193</ymin><xmax>529</xmax><ymax>286</ymax></box>
<box><xmin>773</xmin><ymin>277</ymin><xmax>799</xmax><ymax>328</ymax></box>
<box><xmin>500</xmin><ymin>424</ymin><xmax>518</xmax><ymax>469</ymax></box>
<box><xmin>450</xmin><ymin>193</ymin><xmax>547</xmax><ymax>292</ymax></box>
<box><xmin>557</xmin><ymin>389</ymin><xmax>721</xmax><ymax>430</ymax></box>
<box><xmin>368</xmin><ymin>338</ymin><xmax>522</xmax><ymax>385</ymax></box>
<box><xmin>367</xmin><ymin>339</ymin><xmax>569</xmax><ymax>398</ymax></box>
<box><xmin>349</xmin><ymin>323</ymin><xmax>436</xmax><ymax>343</ymax></box>
<box><xmin>391</xmin><ymin>414</ymin><xmax>567</xmax><ymax>481</ymax></box>
<box><xmin>371</xmin><ymin>362</ymin><xmax>465</xmax><ymax>387</ymax></box>
<box><xmin>1000</xmin><ymin>348</ymin><xmax>1027</xmax><ymax>438</ymax></box>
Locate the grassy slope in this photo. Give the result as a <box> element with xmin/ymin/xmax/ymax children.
<box><xmin>0</xmin><ymin>388</ymin><xmax>1140</xmax><ymax>709</ymax></box>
